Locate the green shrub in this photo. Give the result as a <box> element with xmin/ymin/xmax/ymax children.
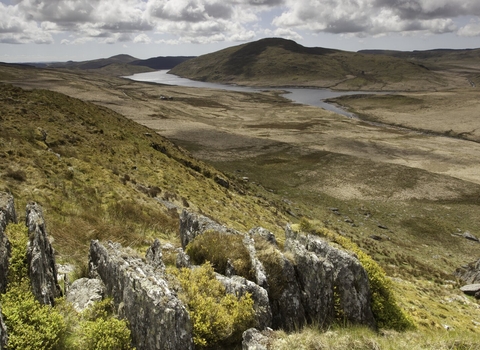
<box><xmin>77</xmin><ymin>298</ymin><xmax>134</xmax><ymax>350</ymax></box>
<box><xmin>1</xmin><ymin>281</ymin><xmax>67</xmax><ymax>350</ymax></box>
<box><xmin>79</xmin><ymin>317</ymin><xmax>133</xmax><ymax>350</ymax></box>
<box><xmin>172</xmin><ymin>263</ymin><xmax>255</xmax><ymax>348</ymax></box>
<box><xmin>186</xmin><ymin>230</ymin><xmax>254</xmax><ymax>280</ymax></box>
<box><xmin>300</xmin><ymin>223</ymin><xmax>415</xmax><ymax>331</ymax></box>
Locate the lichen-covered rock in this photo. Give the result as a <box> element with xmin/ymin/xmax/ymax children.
<box><xmin>175</xmin><ymin>249</ymin><xmax>191</xmax><ymax>269</ymax></box>
<box><xmin>145</xmin><ymin>239</ymin><xmax>165</xmax><ymax>273</ymax></box>
<box><xmin>285</xmin><ymin>228</ymin><xmax>335</xmax><ymax>326</ymax></box>
<box><xmin>268</xmin><ymin>253</ymin><xmax>306</xmax><ymax>331</ymax></box>
<box><xmin>66</xmin><ymin>278</ymin><xmax>106</xmax><ymax>312</ymax></box>
<box><xmin>243</xmin><ymin>235</ymin><xmax>269</xmax><ymax>290</ymax></box>
<box><xmin>216</xmin><ymin>274</ymin><xmax>272</xmax><ymax>330</ymax></box>
<box><xmin>0</xmin><ymin>306</ymin><xmax>7</xmax><ymax>350</ymax></box>
<box><xmin>0</xmin><ymin>192</ymin><xmax>15</xmax><ymax>294</ymax></box>
<box><xmin>25</xmin><ymin>202</ymin><xmax>62</xmax><ymax>306</ymax></box>
<box><xmin>285</xmin><ymin>225</ymin><xmax>376</xmax><ymax>328</ymax></box>
<box><xmin>242</xmin><ymin>328</ymin><xmax>272</xmax><ymax>350</ymax></box>
<box><xmin>89</xmin><ymin>240</ymin><xmax>193</xmax><ymax>350</ymax></box>
<box><xmin>179</xmin><ymin>209</ymin><xmax>241</xmax><ymax>249</ymax></box>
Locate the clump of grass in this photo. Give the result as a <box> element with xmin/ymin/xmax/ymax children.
<box><xmin>4</xmin><ymin>168</ymin><xmax>27</xmax><ymax>182</ymax></box>
<box><xmin>186</xmin><ymin>230</ymin><xmax>254</xmax><ymax>280</ymax></box>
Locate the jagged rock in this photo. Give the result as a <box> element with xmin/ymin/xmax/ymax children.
<box><xmin>460</xmin><ymin>284</ymin><xmax>480</xmax><ymax>296</ymax></box>
<box><xmin>175</xmin><ymin>249</ymin><xmax>191</xmax><ymax>269</ymax></box>
<box><xmin>89</xmin><ymin>240</ymin><xmax>193</xmax><ymax>350</ymax></box>
<box><xmin>214</xmin><ymin>175</ymin><xmax>230</xmax><ymax>189</ymax></box>
<box><xmin>179</xmin><ymin>209</ymin><xmax>241</xmax><ymax>249</ymax></box>
<box><xmin>0</xmin><ymin>306</ymin><xmax>6</xmax><ymax>350</ymax></box>
<box><xmin>0</xmin><ymin>192</ymin><xmax>16</xmax><ymax>294</ymax></box>
<box><xmin>66</xmin><ymin>278</ymin><xmax>106</xmax><ymax>312</ymax></box>
<box><xmin>25</xmin><ymin>202</ymin><xmax>62</xmax><ymax>306</ymax></box>
<box><xmin>285</xmin><ymin>227</ymin><xmax>334</xmax><ymax>326</ymax></box>
<box><xmin>249</xmin><ymin>227</ymin><xmax>278</xmax><ymax>247</ymax></box>
<box><xmin>285</xmin><ymin>225</ymin><xmax>376</xmax><ymax>328</ymax></box>
<box><xmin>145</xmin><ymin>239</ymin><xmax>165</xmax><ymax>273</ymax></box>
<box><xmin>242</xmin><ymin>328</ymin><xmax>272</xmax><ymax>350</ymax></box>
<box><xmin>216</xmin><ymin>274</ymin><xmax>272</xmax><ymax>330</ymax></box>
<box><xmin>267</xmin><ymin>253</ymin><xmax>306</xmax><ymax>331</ymax></box>
<box><xmin>454</xmin><ymin>258</ymin><xmax>480</xmax><ymax>284</ymax></box>
<box><xmin>243</xmin><ymin>235</ymin><xmax>269</xmax><ymax>290</ymax></box>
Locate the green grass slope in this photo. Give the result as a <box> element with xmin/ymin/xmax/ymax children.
<box><xmin>169</xmin><ymin>38</ymin><xmax>448</xmax><ymax>91</ymax></box>
<box><xmin>0</xmin><ymin>83</ymin><xmax>286</xmax><ymax>267</ymax></box>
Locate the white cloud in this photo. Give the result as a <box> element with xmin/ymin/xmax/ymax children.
<box><xmin>458</xmin><ymin>19</ymin><xmax>480</xmax><ymax>37</ymax></box>
<box><xmin>273</xmin><ymin>0</ymin><xmax>480</xmax><ymax>37</ymax></box>
<box><xmin>134</xmin><ymin>33</ymin><xmax>152</xmax><ymax>43</ymax></box>
<box><xmin>1</xmin><ymin>0</ymin><xmax>480</xmax><ymax>48</ymax></box>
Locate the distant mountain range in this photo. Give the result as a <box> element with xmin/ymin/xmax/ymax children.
<box><xmin>30</xmin><ymin>54</ymin><xmax>195</xmax><ymax>73</ymax></box>
<box><xmin>21</xmin><ymin>37</ymin><xmax>480</xmax><ymax>90</ymax></box>
<box><xmin>169</xmin><ymin>38</ymin><xmax>479</xmax><ymax>91</ymax></box>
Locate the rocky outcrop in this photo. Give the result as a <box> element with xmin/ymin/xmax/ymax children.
<box><xmin>89</xmin><ymin>240</ymin><xmax>193</xmax><ymax>350</ymax></box>
<box><xmin>179</xmin><ymin>209</ymin><xmax>241</xmax><ymax>249</ymax></box>
<box><xmin>285</xmin><ymin>225</ymin><xmax>376</xmax><ymax>328</ymax></box>
<box><xmin>0</xmin><ymin>306</ymin><xmax>7</xmax><ymax>350</ymax></box>
<box><xmin>460</xmin><ymin>284</ymin><xmax>480</xmax><ymax>298</ymax></box>
<box><xmin>25</xmin><ymin>202</ymin><xmax>62</xmax><ymax>306</ymax></box>
<box><xmin>216</xmin><ymin>274</ymin><xmax>272</xmax><ymax>330</ymax></box>
<box><xmin>455</xmin><ymin>258</ymin><xmax>480</xmax><ymax>284</ymax></box>
<box><xmin>66</xmin><ymin>278</ymin><xmax>106</xmax><ymax>312</ymax></box>
<box><xmin>0</xmin><ymin>192</ymin><xmax>16</xmax><ymax>294</ymax></box>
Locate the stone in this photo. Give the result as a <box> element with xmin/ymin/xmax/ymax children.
<box><xmin>243</xmin><ymin>235</ymin><xmax>269</xmax><ymax>290</ymax></box>
<box><xmin>249</xmin><ymin>227</ymin><xmax>278</xmax><ymax>247</ymax></box>
<box><xmin>0</xmin><ymin>306</ymin><xmax>7</xmax><ymax>350</ymax></box>
<box><xmin>89</xmin><ymin>240</ymin><xmax>193</xmax><ymax>350</ymax></box>
<box><xmin>145</xmin><ymin>239</ymin><xmax>165</xmax><ymax>273</ymax></box>
<box><xmin>214</xmin><ymin>175</ymin><xmax>229</xmax><ymax>189</ymax></box>
<box><xmin>216</xmin><ymin>274</ymin><xmax>272</xmax><ymax>330</ymax></box>
<box><xmin>463</xmin><ymin>231</ymin><xmax>479</xmax><ymax>242</ymax></box>
<box><xmin>179</xmin><ymin>209</ymin><xmax>241</xmax><ymax>249</ymax></box>
<box><xmin>242</xmin><ymin>328</ymin><xmax>272</xmax><ymax>350</ymax></box>
<box><xmin>25</xmin><ymin>202</ymin><xmax>62</xmax><ymax>306</ymax></box>
<box><xmin>460</xmin><ymin>284</ymin><xmax>480</xmax><ymax>296</ymax></box>
<box><xmin>0</xmin><ymin>192</ymin><xmax>16</xmax><ymax>294</ymax></box>
<box><xmin>175</xmin><ymin>249</ymin><xmax>191</xmax><ymax>269</ymax></box>
<box><xmin>66</xmin><ymin>278</ymin><xmax>106</xmax><ymax>312</ymax></box>
<box><xmin>454</xmin><ymin>258</ymin><xmax>480</xmax><ymax>284</ymax></box>
<box><xmin>285</xmin><ymin>225</ymin><xmax>376</xmax><ymax>329</ymax></box>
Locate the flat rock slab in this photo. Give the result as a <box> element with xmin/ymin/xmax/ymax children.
<box><xmin>460</xmin><ymin>284</ymin><xmax>480</xmax><ymax>295</ymax></box>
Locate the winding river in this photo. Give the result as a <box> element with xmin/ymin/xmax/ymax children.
<box><xmin>124</xmin><ymin>70</ymin><xmax>374</xmax><ymax>118</ymax></box>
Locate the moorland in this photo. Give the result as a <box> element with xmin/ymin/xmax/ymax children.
<box><xmin>1</xmin><ymin>38</ymin><xmax>480</xmax><ymax>349</ymax></box>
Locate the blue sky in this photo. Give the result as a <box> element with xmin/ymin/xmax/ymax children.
<box><xmin>1</xmin><ymin>0</ymin><xmax>480</xmax><ymax>62</ymax></box>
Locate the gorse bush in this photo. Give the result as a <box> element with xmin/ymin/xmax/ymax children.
<box><xmin>186</xmin><ymin>230</ymin><xmax>254</xmax><ymax>280</ymax></box>
<box><xmin>299</xmin><ymin>222</ymin><xmax>415</xmax><ymax>331</ymax></box>
<box><xmin>78</xmin><ymin>298</ymin><xmax>133</xmax><ymax>350</ymax></box>
<box><xmin>172</xmin><ymin>263</ymin><xmax>255</xmax><ymax>348</ymax></box>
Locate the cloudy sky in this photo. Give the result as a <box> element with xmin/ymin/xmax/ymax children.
<box><xmin>1</xmin><ymin>0</ymin><xmax>480</xmax><ymax>62</ymax></box>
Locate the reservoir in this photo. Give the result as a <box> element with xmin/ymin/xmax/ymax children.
<box><xmin>124</xmin><ymin>70</ymin><xmax>374</xmax><ymax>118</ymax></box>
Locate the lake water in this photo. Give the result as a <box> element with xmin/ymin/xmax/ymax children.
<box><xmin>124</xmin><ymin>70</ymin><xmax>372</xmax><ymax>118</ymax></box>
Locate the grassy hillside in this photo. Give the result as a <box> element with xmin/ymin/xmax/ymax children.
<box><xmin>169</xmin><ymin>38</ymin><xmax>449</xmax><ymax>91</ymax></box>
<box><xmin>0</xmin><ymin>83</ymin><xmax>286</xmax><ymax>267</ymax></box>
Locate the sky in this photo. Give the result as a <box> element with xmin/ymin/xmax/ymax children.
<box><xmin>1</xmin><ymin>0</ymin><xmax>480</xmax><ymax>63</ymax></box>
